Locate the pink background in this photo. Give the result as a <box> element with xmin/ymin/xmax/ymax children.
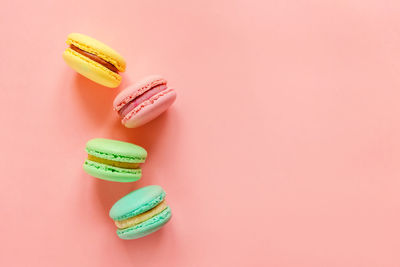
<box><xmin>1</xmin><ymin>0</ymin><xmax>400</xmax><ymax>266</ymax></box>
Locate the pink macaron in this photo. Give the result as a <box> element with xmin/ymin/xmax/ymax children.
<box><xmin>113</xmin><ymin>75</ymin><xmax>177</xmax><ymax>128</ymax></box>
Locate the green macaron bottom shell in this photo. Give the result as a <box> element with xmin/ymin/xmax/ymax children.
<box><xmin>83</xmin><ymin>159</ymin><xmax>141</xmax><ymax>182</ymax></box>
<box><xmin>116</xmin><ymin>206</ymin><xmax>172</xmax><ymax>240</ymax></box>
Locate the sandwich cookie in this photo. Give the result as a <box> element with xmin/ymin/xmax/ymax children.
<box><xmin>63</xmin><ymin>33</ymin><xmax>126</xmax><ymax>88</ymax></box>
<box><xmin>83</xmin><ymin>138</ymin><xmax>147</xmax><ymax>182</ymax></box>
<box><xmin>110</xmin><ymin>185</ymin><xmax>172</xmax><ymax>239</ymax></box>
<box><xmin>113</xmin><ymin>75</ymin><xmax>177</xmax><ymax>128</ymax></box>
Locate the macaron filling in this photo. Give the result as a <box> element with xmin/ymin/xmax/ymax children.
<box><xmin>114</xmin><ymin>201</ymin><xmax>168</xmax><ymax>229</ymax></box>
<box><xmin>118</xmin><ymin>84</ymin><xmax>169</xmax><ymax>118</ymax></box>
<box><xmin>70</xmin><ymin>44</ymin><xmax>119</xmax><ymax>73</ymax></box>
<box><xmin>87</xmin><ymin>154</ymin><xmax>140</xmax><ymax>169</ymax></box>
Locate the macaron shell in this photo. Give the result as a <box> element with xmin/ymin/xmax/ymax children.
<box><xmin>109</xmin><ymin>185</ymin><xmax>166</xmax><ymax>221</ymax></box>
<box><xmin>116</xmin><ymin>206</ymin><xmax>172</xmax><ymax>240</ymax></box>
<box><xmin>83</xmin><ymin>160</ymin><xmax>141</xmax><ymax>182</ymax></box>
<box><xmin>85</xmin><ymin>138</ymin><xmax>147</xmax><ymax>163</ymax></box>
<box><xmin>63</xmin><ymin>48</ymin><xmax>121</xmax><ymax>88</ymax></box>
<box><xmin>123</xmin><ymin>89</ymin><xmax>177</xmax><ymax>128</ymax></box>
<box><xmin>66</xmin><ymin>33</ymin><xmax>126</xmax><ymax>72</ymax></box>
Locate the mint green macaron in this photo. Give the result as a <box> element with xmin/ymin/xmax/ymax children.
<box><xmin>83</xmin><ymin>138</ymin><xmax>147</xmax><ymax>182</ymax></box>
<box><xmin>109</xmin><ymin>185</ymin><xmax>172</xmax><ymax>239</ymax></box>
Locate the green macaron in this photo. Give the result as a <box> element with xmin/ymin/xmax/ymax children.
<box><xmin>109</xmin><ymin>185</ymin><xmax>172</xmax><ymax>239</ymax></box>
<box><xmin>83</xmin><ymin>138</ymin><xmax>147</xmax><ymax>182</ymax></box>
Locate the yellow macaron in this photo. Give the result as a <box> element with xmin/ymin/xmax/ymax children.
<box><xmin>63</xmin><ymin>33</ymin><xmax>126</xmax><ymax>88</ymax></box>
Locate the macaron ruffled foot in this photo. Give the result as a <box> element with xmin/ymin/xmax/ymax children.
<box><xmin>63</xmin><ymin>33</ymin><xmax>126</xmax><ymax>88</ymax></box>
<box><xmin>113</xmin><ymin>75</ymin><xmax>177</xmax><ymax>128</ymax></box>
<box><xmin>83</xmin><ymin>138</ymin><xmax>147</xmax><ymax>182</ymax></box>
<box><xmin>110</xmin><ymin>185</ymin><xmax>172</xmax><ymax>239</ymax></box>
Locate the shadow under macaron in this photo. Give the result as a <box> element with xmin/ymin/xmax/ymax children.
<box><xmin>92</xmin><ymin>177</ymin><xmax>136</xmax><ymax>212</ymax></box>
<box><xmin>102</xmin><ymin>107</ymin><xmax>171</xmax><ymax>160</ymax></box>
<box><xmin>72</xmin><ymin>73</ymin><xmax>132</xmax><ymax>124</ymax></box>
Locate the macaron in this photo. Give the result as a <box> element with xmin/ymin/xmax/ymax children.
<box><xmin>113</xmin><ymin>75</ymin><xmax>177</xmax><ymax>128</ymax></box>
<box><xmin>109</xmin><ymin>185</ymin><xmax>172</xmax><ymax>240</ymax></box>
<box><xmin>83</xmin><ymin>138</ymin><xmax>147</xmax><ymax>182</ymax></box>
<box><xmin>63</xmin><ymin>33</ymin><xmax>126</xmax><ymax>88</ymax></box>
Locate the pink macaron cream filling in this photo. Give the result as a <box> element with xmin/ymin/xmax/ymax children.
<box><xmin>118</xmin><ymin>84</ymin><xmax>168</xmax><ymax>118</ymax></box>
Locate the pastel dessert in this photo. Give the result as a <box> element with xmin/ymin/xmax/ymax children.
<box><xmin>63</xmin><ymin>33</ymin><xmax>126</xmax><ymax>88</ymax></box>
<box><xmin>83</xmin><ymin>138</ymin><xmax>147</xmax><ymax>182</ymax></box>
<box><xmin>113</xmin><ymin>75</ymin><xmax>177</xmax><ymax>128</ymax></box>
<box><xmin>110</xmin><ymin>185</ymin><xmax>172</xmax><ymax>239</ymax></box>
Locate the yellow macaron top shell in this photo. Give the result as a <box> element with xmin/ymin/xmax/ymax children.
<box><xmin>66</xmin><ymin>33</ymin><xmax>126</xmax><ymax>72</ymax></box>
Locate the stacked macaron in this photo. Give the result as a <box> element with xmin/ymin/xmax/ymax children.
<box><xmin>113</xmin><ymin>75</ymin><xmax>177</xmax><ymax>128</ymax></box>
<box><xmin>109</xmin><ymin>185</ymin><xmax>171</xmax><ymax>240</ymax></box>
<box><xmin>83</xmin><ymin>138</ymin><xmax>147</xmax><ymax>182</ymax></box>
<box><xmin>64</xmin><ymin>33</ymin><xmax>177</xmax><ymax>240</ymax></box>
<box><xmin>63</xmin><ymin>33</ymin><xmax>126</xmax><ymax>88</ymax></box>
